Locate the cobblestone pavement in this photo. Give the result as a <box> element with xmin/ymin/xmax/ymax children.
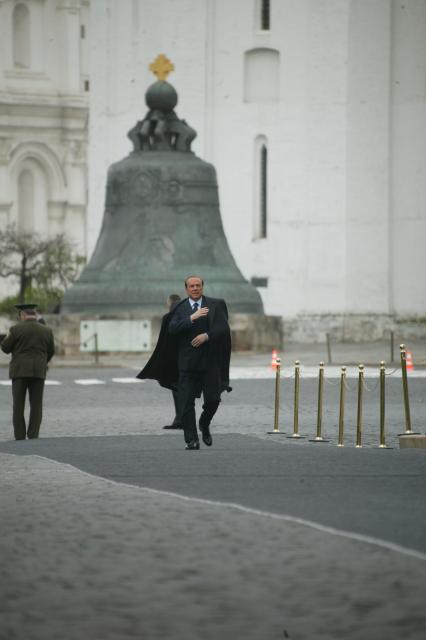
<box><xmin>1</xmin><ymin>453</ymin><xmax>425</xmax><ymax>640</ymax></box>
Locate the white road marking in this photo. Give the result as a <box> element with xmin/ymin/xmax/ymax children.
<box><xmin>1</xmin><ymin>368</ymin><xmax>424</xmax><ymax>387</ymax></box>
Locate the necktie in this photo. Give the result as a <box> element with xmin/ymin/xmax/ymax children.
<box><xmin>192</xmin><ymin>302</ymin><xmax>198</xmax><ymax>312</ymax></box>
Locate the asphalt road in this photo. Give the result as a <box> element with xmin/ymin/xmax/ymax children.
<box><xmin>0</xmin><ymin>366</ymin><xmax>425</xmax><ymax>555</ymax></box>
<box><xmin>1</xmin><ymin>433</ymin><xmax>425</xmax><ymax>555</ymax></box>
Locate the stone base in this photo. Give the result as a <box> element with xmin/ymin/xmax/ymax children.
<box><xmin>283</xmin><ymin>313</ymin><xmax>426</xmax><ymax>343</ymax></box>
<box><xmin>229</xmin><ymin>313</ymin><xmax>282</xmax><ymax>351</ymax></box>
<box><xmin>40</xmin><ymin>312</ymin><xmax>283</xmax><ymax>355</ymax></box>
<box><xmin>399</xmin><ymin>435</ymin><xmax>426</xmax><ymax>449</ymax></box>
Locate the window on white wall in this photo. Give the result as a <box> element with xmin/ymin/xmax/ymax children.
<box><xmin>244</xmin><ymin>48</ymin><xmax>279</xmax><ymax>103</ymax></box>
<box><xmin>254</xmin><ymin>136</ymin><xmax>268</xmax><ymax>240</ymax></box>
<box><xmin>260</xmin><ymin>144</ymin><xmax>268</xmax><ymax>237</ymax></box>
<box><xmin>18</xmin><ymin>169</ymin><xmax>34</xmax><ymax>232</ymax></box>
<box><xmin>13</xmin><ymin>4</ymin><xmax>30</xmax><ymax>69</ymax></box>
<box><xmin>260</xmin><ymin>0</ymin><xmax>271</xmax><ymax>31</ymax></box>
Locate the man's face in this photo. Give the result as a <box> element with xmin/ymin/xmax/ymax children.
<box><xmin>185</xmin><ymin>277</ymin><xmax>203</xmax><ymax>301</ymax></box>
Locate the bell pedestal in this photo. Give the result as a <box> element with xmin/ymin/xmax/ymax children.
<box><xmin>48</xmin><ymin>312</ymin><xmax>282</xmax><ymax>356</ymax></box>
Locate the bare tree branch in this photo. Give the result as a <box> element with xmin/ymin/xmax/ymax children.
<box><xmin>0</xmin><ymin>225</ymin><xmax>84</xmax><ymax>303</ymax></box>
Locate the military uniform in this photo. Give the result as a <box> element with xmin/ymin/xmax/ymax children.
<box><xmin>1</xmin><ymin>309</ymin><xmax>55</xmax><ymax>440</ymax></box>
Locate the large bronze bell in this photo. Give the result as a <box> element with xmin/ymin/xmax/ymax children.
<box><xmin>62</xmin><ymin>57</ymin><xmax>263</xmax><ymax>314</ymax></box>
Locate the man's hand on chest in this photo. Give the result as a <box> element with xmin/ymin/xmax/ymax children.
<box><xmin>190</xmin><ymin>306</ymin><xmax>209</xmax><ymax>323</ymax></box>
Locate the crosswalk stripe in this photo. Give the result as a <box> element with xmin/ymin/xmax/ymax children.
<box><xmin>1</xmin><ymin>369</ymin><xmax>425</xmax><ymax>387</ymax></box>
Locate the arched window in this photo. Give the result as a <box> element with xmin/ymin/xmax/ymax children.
<box><xmin>13</xmin><ymin>4</ymin><xmax>30</xmax><ymax>69</ymax></box>
<box><xmin>244</xmin><ymin>48</ymin><xmax>280</xmax><ymax>103</ymax></box>
<box><xmin>18</xmin><ymin>169</ymin><xmax>34</xmax><ymax>232</ymax></box>
<box><xmin>15</xmin><ymin>159</ymin><xmax>49</xmax><ymax>235</ymax></box>
<box><xmin>253</xmin><ymin>136</ymin><xmax>268</xmax><ymax>240</ymax></box>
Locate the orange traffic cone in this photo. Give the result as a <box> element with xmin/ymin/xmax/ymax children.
<box><xmin>271</xmin><ymin>348</ymin><xmax>278</xmax><ymax>369</ymax></box>
<box><xmin>406</xmin><ymin>350</ymin><xmax>414</xmax><ymax>372</ymax></box>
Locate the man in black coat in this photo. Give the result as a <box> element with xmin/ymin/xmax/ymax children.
<box><xmin>137</xmin><ymin>276</ymin><xmax>231</xmax><ymax>450</ymax></box>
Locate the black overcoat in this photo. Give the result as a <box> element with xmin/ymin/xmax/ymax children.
<box><xmin>137</xmin><ymin>296</ymin><xmax>232</xmax><ymax>395</ymax></box>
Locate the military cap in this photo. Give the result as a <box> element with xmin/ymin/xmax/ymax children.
<box><xmin>14</xmin><ymin>303</ymin><xmax>38</xmax><ymax>311</ymax></box>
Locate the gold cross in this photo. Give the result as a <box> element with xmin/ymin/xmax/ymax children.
<box><xmin>149</xmin><ymin>54</ymin><xmax>174</xmax><ymax>81</ymax></box>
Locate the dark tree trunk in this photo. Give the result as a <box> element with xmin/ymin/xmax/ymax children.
<box><xmin>19</xmin><ymin>255</ymin><xmax>28</xmax><ymax>303</ymax></box>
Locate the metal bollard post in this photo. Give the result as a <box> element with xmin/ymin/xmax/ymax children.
<box><xmin>355</xmin><ymin>364</ymin><xmax>364</xmax><ymax>448</ymax></box>
<box><xmin>94</xmin><ymin>333</ymin><xmax>99</xmax><ymax>365</ymax></box>
<box><xmin>310</xmin><ymin>362</ymin><xmax>328</xmax><ymax>442</ymax></box>
<box><xmin>379</xmin><ymin>361</ymin><xmax>392</xmax><ymax>449</ymax></box>
<box><xmin>390</xmin><ymin>331</ymin><xmax>394</xmax><ymax>363</ymax></box>
<box><xmin>337</xmin><ymin>366</ymin><xmax>346</xmax><ymax>447</ymax></box>
<box><xmin>287</xmin><ymin>361</ymin><xmax>305</xmax><ymax>439</ymax></box>
<box><xmin>399</xmin><ymin>344</ymin><xmax>416</xmax><ymax>436</ymax></box>
<box><xmin>267</xmin><ymin>358</ymin><xmax>284</xmax><ymax>434</ymax></box>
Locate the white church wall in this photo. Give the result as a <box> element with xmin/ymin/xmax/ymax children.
<box><xmin>86</xmin><ymin>0</ymin><xmax>426</xmax><ymax>338</ymax></box>
<box><xmin>0</xmin><ymin>0</ymin><xmax>89</xmax><ymax>300</ymax></box>
<box><xmin>345</xmin><ymin>0</ymin><xmax>393</xmax><ymax>315</ymax></box>
<box><xmin>209</xmin><ymin>0</ymin><xmax>349</xmax><ymax>318</ymax></box>
<box><xmin>391</xmin><ymin>0</ymin><xmax>426</xmax><ymax>316</ymax></box>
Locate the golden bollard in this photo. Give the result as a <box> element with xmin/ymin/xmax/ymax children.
<box><xmin>310</xmin><ymin>362</ymin><xmax>328</xmax><ymax>442</ymax></box>
<box><xmin>267</xmin><ymin>358</ymin><xmax>284</xmax><ymax>434</ymax></box>
<box><xmin>399</xmin><ymin>344</ymin><xmax>415</xmax><ymax>435</ymax></box>
<box><xmin>288</xmin><ymin>361</ymin><xmax>305</xmax><ymax>439</ymax></box>
<box><xmin>379</xmin><ymin>361</ymin><xmax>392</xmax><ymax>449</ymax></box>
<box><xmin>355</xmin><ymin>364</ymin><xmax>364</xmax><ymax>448</ymax></box>
<box><xmin>337</xmin><ymin>366</ymin><xmax>346</xmax><ymax>447</ymax></box>
<box><xmin>274</xmin><ymin>357</ymin><xmax>281</xmax><ymax>432</ymax></box>
<box><xmin>94</xmin><ymin>332</ymin><xmax>99</xmax><ymax>365</ymax></box>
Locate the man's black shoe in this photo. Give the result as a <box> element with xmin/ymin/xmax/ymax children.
<box><xmin>185</xmin><ymin>440</ymin><xmax>200</xmax><ymax>450</ymax></box>
<box><xmin>163</xmin><ymin>424</ymin><xmax>182</xmax><ymax>429</ymax></box>
<box><xmin>200</xmin><ymin>425</ymin><xmax>212</xmax><ymax>447</ymax></box>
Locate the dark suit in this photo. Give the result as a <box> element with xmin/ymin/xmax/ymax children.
<box><xmin>1</xmin><ymin>319</ymin><xmax>55</xmax><ymax>439</ymax></box>
<box><xmin>137</xmin><ymin>296</ymin><xmax>231</xmax><ymax>444</ymax></box>
<box><xmin>168</xmin><ymin>296</ymin><xmax>231</xmax><ymax>444</ymax></box>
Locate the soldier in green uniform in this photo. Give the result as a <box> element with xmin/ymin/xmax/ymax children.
<box><xmin>1</xmin><ymin>303</ymin><xmax>55</xmax><ymax>440</ymax></box>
